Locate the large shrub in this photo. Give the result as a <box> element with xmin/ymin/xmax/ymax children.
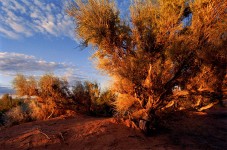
<box><xmin>67</xmin><ymin>0</ymin><xmax>226</xmax><ymax>132</ymax></box>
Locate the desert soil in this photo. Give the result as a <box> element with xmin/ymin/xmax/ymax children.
<box><xmin>0</xmin><ymin>105</ymin><xmax>226</xmax><ymax>150</ymax></box>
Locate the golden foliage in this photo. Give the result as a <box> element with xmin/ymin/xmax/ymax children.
<box><xmin>113</xmin><ymin>93</ymin><xmax>140</xmax><ymax>116</ymax></box>
<box><xmin>68</xmin><ymin>0</ymin><xmax>227</xmax><ymax>126</ymax></box>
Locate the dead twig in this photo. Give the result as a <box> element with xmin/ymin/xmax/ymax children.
<box><xmin>47</xmin><ymin>109</ymin><xmax>55</xmax><ymax>119</ymax></box>
<box><xmin>59</xmin><ymin>132</ymin><xmax>65</xmax><ymax>143</ymax></box>
<box><xmin>19</xmin><ymin>128</ymin><xmax>51</xmax><ymax>141</ymax></box>
<box><xmin>39</xmin><ymin>130</ymin><xmax>51</xmax><ymax>140</ymax></box>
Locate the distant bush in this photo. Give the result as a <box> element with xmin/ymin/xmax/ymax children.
<box><xmin>0</xmin><ymin>94</ymin><xmax>23</xmax><ymax>112</ymax></box>
<box><xmin>0</xmin><ymin>73</ymin><xmax>116</xmax><ymax>127</ymax></box>
<box><xmin>72</xmin><ymin>81</ymin><xmax>115</xmax><ymax>116</ymax></box>
<box><xmin>90</xmin><ymin>89</ymin><xmax>115</xmax><ymax>116</ymax></box>
<box><xmin>0</xmin><ymin>94</ymin><xmax>25</xmax><ymax>126</ymax></box>
<box><xmin>13</xmin><ymin>74</ymin><xmax>74</xmax><ymax>119</ymax></box>
<box><xmin>4</xmin><ymin>103</ymin><xmax>30</xmax><ymax>126</ymax></box>
<box><xmin>3</xmin><ymin>73</ymin><xmax>115</xmax><ymax>126</ymax></box>
<box><xmin>28</xmin><ymin>100</ymin><xmax>53</xmax><ymax>120</ymax></box>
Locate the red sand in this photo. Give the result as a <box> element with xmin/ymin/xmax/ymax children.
<box><xmin>0</xmin><ymin>106</ymin><xmax>226</xmax><ymax>150</ymax></box>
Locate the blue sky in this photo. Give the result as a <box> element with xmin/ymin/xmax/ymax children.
<box><xmin>0</xmin><ymin>0</ymin><xmax>131</xmax><ymax>95</ymax></box>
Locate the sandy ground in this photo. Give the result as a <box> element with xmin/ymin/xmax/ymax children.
<box><xmin>0</xmin><ymin>105</ymin><xmax>226</xmax><ymax>150</ymax></box>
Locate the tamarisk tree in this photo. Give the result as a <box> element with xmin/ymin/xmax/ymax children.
<box><xmin>67</xmin><ymin>0</ymin><xmax>226</xmax><ymax>132</ymax></box>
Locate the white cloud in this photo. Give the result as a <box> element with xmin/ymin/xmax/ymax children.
<box><xmin>0</xmin><ymin>52</ymin><xmax>86</xmax><ymax>82</ymax></box>
<box><xmin>0</xmin><ymin>52</ymin><xmax>65</xmax><ymax>72</ymax></box>
<box><xmin>11</xmin><ymin>1</ymin><xmax>27</xmax><ymax>14</ymax></box>
<box><xmin>63</xmin><ymin>68</ymin><xmax>87</xmax><ymax>84</ymax></box>
<box><xmin>20</xmin><ymin>0</ymin><xmax>31</xmax><ymax>7</ymax></box>
<box><xmin>0</xmin><ymin>0</ymin><xmax>75</xmax><ymax>40</ymax></box>
<box><xmin>0</xmin><ymin>27</ymin><xmax>18</xmax><ymax>39</ymax></box>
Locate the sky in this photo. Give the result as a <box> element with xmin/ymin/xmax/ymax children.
<box><xmin>0</xmin><ymin>0</ymin><xmax>131</xmax><ymax>95</ymax></box>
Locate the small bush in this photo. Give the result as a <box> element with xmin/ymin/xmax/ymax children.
<box><xmin>0</xmin><ymin>94</ymin><xmax>23</xmax><ymax>112</ymax></box>
<box><xmin>72</xmin><ymin>81</ymin><xmax>115</xmax><ymax>117</ymax></box>
<box><xmin>1</xmin><ymin>74</ymin><xmax>116</xmax><ymax>127</ymax></box>
<box><xmin>5</xmin><ymin>104</ymin><xmax>30</xmax><ymax>126</ymax></box>
<box><xmin>28</xmin><ymin>99</ymin><xmax>72</xmax><ymax>120</ymax></box>
<box><xmin>28</xmin><ymin>100</ymin><xmax>47</xmax><ymax>120</ymax></box>
<box><xmin>90</xmin><ymin>90</ymin><xmax>115</xmax><ymax>116</ymax></box>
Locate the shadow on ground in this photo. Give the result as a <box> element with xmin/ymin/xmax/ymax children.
<box><xmin>0</xmin><ymin>105</ymin><xmax>226</xmax><ymax>150</ymax></box>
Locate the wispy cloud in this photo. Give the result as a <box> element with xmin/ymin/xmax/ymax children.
<box><xmin>0</xmin><ymin>86</ymin><xmax>14</xmax><ymax>95</ymax></box>
<box><xmin>0</xmin><ymin>52</ymin><xmax>67</xmax><ymax>73</ymax></box>
<box><xmin>0</xmin><ymin>0</ymin><xmax>74</xmax><ymax>39</ymax></box>
<box><xmin>0</xmin><ymin>52</ymin><xmax>87</xmax><ymax>81</ymax></box>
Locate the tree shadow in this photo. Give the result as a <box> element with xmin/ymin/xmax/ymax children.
<box><xmin>164</xmin><ymin>108</ymin><xmax>227</xmax><ymax>149</ymax></box>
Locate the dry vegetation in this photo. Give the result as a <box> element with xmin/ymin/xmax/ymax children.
<box><xmin>0</xmin><ymin>74</ymin><xmax>115</xmax><ymax>126</ymax></box>
<box><xmin>67</xmin><ymin>0</ymin><xmax>226</xmax><ymax>133</ymax></box>
<box><xmin>0</xmin><ymin>0</ymin><xmax>226</xmax><ymax>144</ymax></box>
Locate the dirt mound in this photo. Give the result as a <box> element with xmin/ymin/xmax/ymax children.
<box><xmin>0</xmin><ymin>107</ymin><xmax>226</xmax><ymax>150</ymax></box>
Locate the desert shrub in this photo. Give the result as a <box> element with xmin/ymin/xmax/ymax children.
<box><xmin>29</xmin><ymin>98</ymin><xmax>75</xmax><ymax>120</ymax></box>
<box><xmin>0</xmin><ymin>94</ymin><xmax>18</xmax><ymax>112</ymax></box>
<box><xmin>72</xmin><ymin>81</ymin><xmax>115</xmax><ymax>116</ymax></box>
<box><xmin>28</xmin><ymin>100</ymin><xmax>43</xmax><ymax>120</ymax></box>
<box><xmin>0</xmin><ymin>94</ymin><xmax>24</xmax><ymax>118</ymax></box>
<box><xmin>72</xmin><ymin>81</ymin><xmax>91</xmax><ymax>113</ymax></box>
<box><xmin>1</xmin><ymin>73</ymin><xmax>115</xmax><ymax>126</ymax></box>
<box><xmin>28</xmin><ymin>100</ymin><xmax>55</xmax><ymax>120</ymax></box>
<box><xmin>0</xmin><ymin>94</ymin><xmax>13</xmax><ymax>110</ymax></box>
<box><xmin>0</xmin><ymin>94</ymin><xmax>25</xmax><ymax>126</ymax></box>
<box><xmin>5</xmin><ymin>103</ymin><xmax>30</xmax><ymax>126</ymax></box>
<box><xmin>68</xmin><ymin>0</ymin><xmax>226</xmax><ymax>133</ymax></box>
<box><xmin>38</xmin><ymin>74</ymin><xmax>72</xmax><ymax>114</ymax></box>
<box><xmin>13</xmin><ymin>74</ymin><xmax>74</xmax><ymax>119</ymax></box>
<box><xmin>11</xmin><ymin>73</ymin><xmax>114</xmax><ymax>122</ymax></box>
<box><xmin>13</xmin><ymin>74</ymin><xmax>38</xmax><ymax>97</ymax></box>
<box><xmin>90</xmin><ymin>89</ymin><xmax>115</xmax><ymax>116</ymax></box>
